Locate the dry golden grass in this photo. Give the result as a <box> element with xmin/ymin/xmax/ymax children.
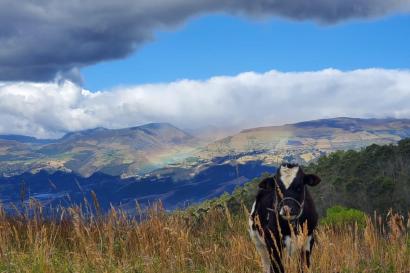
<box><xmin>0</xmin><ymin>200</ymin><xmax>408</xmax><ymax>273</ymax></box>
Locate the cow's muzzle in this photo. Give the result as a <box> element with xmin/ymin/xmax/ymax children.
<box><xmin>278</xmin><ymin>196</ymin><xmax>304</xmax><ymax>221</ymax></box>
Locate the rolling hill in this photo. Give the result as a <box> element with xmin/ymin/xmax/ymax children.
<box><xmin>0</xmin><ymin>123</ymin><xmax>199</xmax><ymax>177</ymax></box>
<box><xmin>199</xmin><ymin>117</ymin><xmax>410</xmax><ymax>165</ymax></box>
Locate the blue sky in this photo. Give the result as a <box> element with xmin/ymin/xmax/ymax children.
<box><xmin>82</xmin><ymin>13</ymin><xmax>410</xmax><ymax>91</ymax></box>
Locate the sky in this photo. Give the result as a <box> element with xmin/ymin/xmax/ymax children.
<box><xmin>0</xmin><ymin>0</ymin><xmax>410</xmax><ymax>138</ymax></box>
<box><xmin>82</xmin><ymin>14</ymin><xmax>410</xmax><ymax>91</ymax></box>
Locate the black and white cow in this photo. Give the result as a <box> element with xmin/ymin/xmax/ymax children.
<box><xmin>249</xmin><ymin>163</ymin><xmax>321</xmax><ymax>273</ymax></box>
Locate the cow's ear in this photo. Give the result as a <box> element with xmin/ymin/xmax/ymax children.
<box><xmin>258</xmin><ymin>177</ymin><xmax>275</xmax><ymax>190</ymax></box>
<box><xmin>304</xmin><ymin>174</ymin><xmax>321</xmax><ymax>186</ymax></box>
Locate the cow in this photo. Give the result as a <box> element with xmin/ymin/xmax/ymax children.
<box><xmin>249</xmin><ymin>163</ymin><xmax>321</xmax><ymax>273</ymax></box>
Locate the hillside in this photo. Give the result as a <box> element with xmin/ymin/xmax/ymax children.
<box><xmin>198</xmin><ymin>139</ymin><xmax>410</xmax><ymax>217</ymax></box>
<box><xmin>0</xmin><ymin>181</ymin><xmax>408</xmax><ymax>273</ymax></box>
<box><xmin>0</xmin><ymin>123</ymin><xmax>199</xmax><ymax>177</ymax></box>
<box><xmin>307</xmin><ymin>139</ymin><xmax>410</xmax><ymax>216</ymax></box>
<box><xmin>200</xmin><ymin>117</ymin><xmax>410</xmax><ymax>165</ymax></box>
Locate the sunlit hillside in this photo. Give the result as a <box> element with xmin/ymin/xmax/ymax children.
<box><xmin>201</xmin><ymin>117</ymin><xmax>410</xmax><ymax>165</ymax></box>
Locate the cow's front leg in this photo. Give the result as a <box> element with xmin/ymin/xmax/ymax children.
<box><xmin>266</xmin><ymin>233</ymin><xmax>284</xmax><ymax>273</ymax></box>
<box><xmin>269</xmin><ymin>246</ymin><xmax>284</xmax><ymax>273</ymax></box>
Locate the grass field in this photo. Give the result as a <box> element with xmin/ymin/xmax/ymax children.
<box><xmin>0</xmin><ymin>200</ymin><xmax>409</xmax><ymax>273</ymax></box>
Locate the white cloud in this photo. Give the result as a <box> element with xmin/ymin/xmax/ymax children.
<box><xmin>1</xmin><ymin>68</ymin><xmax>410</xmax><ymax>138</ymax></box>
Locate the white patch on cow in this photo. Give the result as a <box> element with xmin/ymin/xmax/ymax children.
<box><xmin>249</xmin><ymin>202</ymin><xmax>271</xmax><ymax>273</ymax></box>
<box><xmin>280</xmin><ymin>165</ymin><xmax>299</xmax><ymax>189</ymax></box>
<box><xmin>248</xmin><ymin>201</ymin><xmax>257</xmax><ymax>227</ymax></box>
<box><xmin>284</xmin><ymin>235</ymin><xmax>297</xmax><ymax>256</ymax></box>
<box><xmin>303</xmin><ymin>235</ymin><xmax>312</xmax><ymax>252</ymax></box>
<box><xmin>284</xmin><ymin>235</ymin><xmax>312</xmax><ymax>256</ymax></box>
<box><xmin>251</xmin><ymin>201</ymin><xmax>256</xmax><ymax>214</ymax></box>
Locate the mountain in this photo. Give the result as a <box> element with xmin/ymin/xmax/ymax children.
<box><xmin>2</xmin><ymin>118</ymin><xmax>410</xmax><ymax>178</ymax></box>
<box><xmin>199</xmin><ymin>117</ymin><xmax>410</xmax><ymax>165</ymax></box>
<box><xmin>0</xmin><ymin>123</ymin><xmax>199</xmax><ymax>177</ymax></box>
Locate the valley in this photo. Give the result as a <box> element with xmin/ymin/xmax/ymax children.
<box><xmin>0</xmin><ymin>160</ymin><xmax>275</xmax><ymax>212</ymax></box>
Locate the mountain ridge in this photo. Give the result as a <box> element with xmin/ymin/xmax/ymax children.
<box><xmin>0</xmin><ymin>122</ymin><xmax>198</xmax><ymax>177</ymax></box>
<box><xmin>2</xmin><ymin>117</ymin><xmax>410</xmax><ymax>178</ymax></box>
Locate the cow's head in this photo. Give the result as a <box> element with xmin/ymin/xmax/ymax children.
<box><xmin>259</xmin><ymin>163</ymin><xmax>321</xmax><ymax>220</ymax></box>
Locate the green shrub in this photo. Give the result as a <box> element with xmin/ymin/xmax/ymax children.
<box><xmin>321</xmin><ymin>205</ymin><xmax>367</xmax><ymax>229</ymax></box>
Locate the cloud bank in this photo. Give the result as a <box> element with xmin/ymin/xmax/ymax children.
<box><xmin>1</xmin><ymin>68</ymin><xmax>410</xmax><ymax>138</ymax></box>
<box><xmin>1</xmin><ymin>0</ymin><xmax>409</xmax><ymax>81</ymax></box>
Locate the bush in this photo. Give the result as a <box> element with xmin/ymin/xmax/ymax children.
<box><xmin>321</xmin><ymin>205</ymin><xmax>367</xmax><ymax>229</ymax></box>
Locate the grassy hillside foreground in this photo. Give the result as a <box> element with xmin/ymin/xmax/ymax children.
<box><xmin>1</xmin><ymin>139</ymin><xmax>410</xmax><ymax>273</ymax></box>
<box><xmin>0</xmin><ymin>201</ymin><xmax>408</xmax><ymax>273</ymax></box>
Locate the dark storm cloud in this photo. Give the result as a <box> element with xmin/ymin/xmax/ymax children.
<box><xmin>0</xmin><ymin>0</ymin><xmax>409</xmax><ymax>82</ymax></box>
<box><xmin>226</xmin><ymin>0</ymin><xmax>410</xmax><ymax>22</ymax></box>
